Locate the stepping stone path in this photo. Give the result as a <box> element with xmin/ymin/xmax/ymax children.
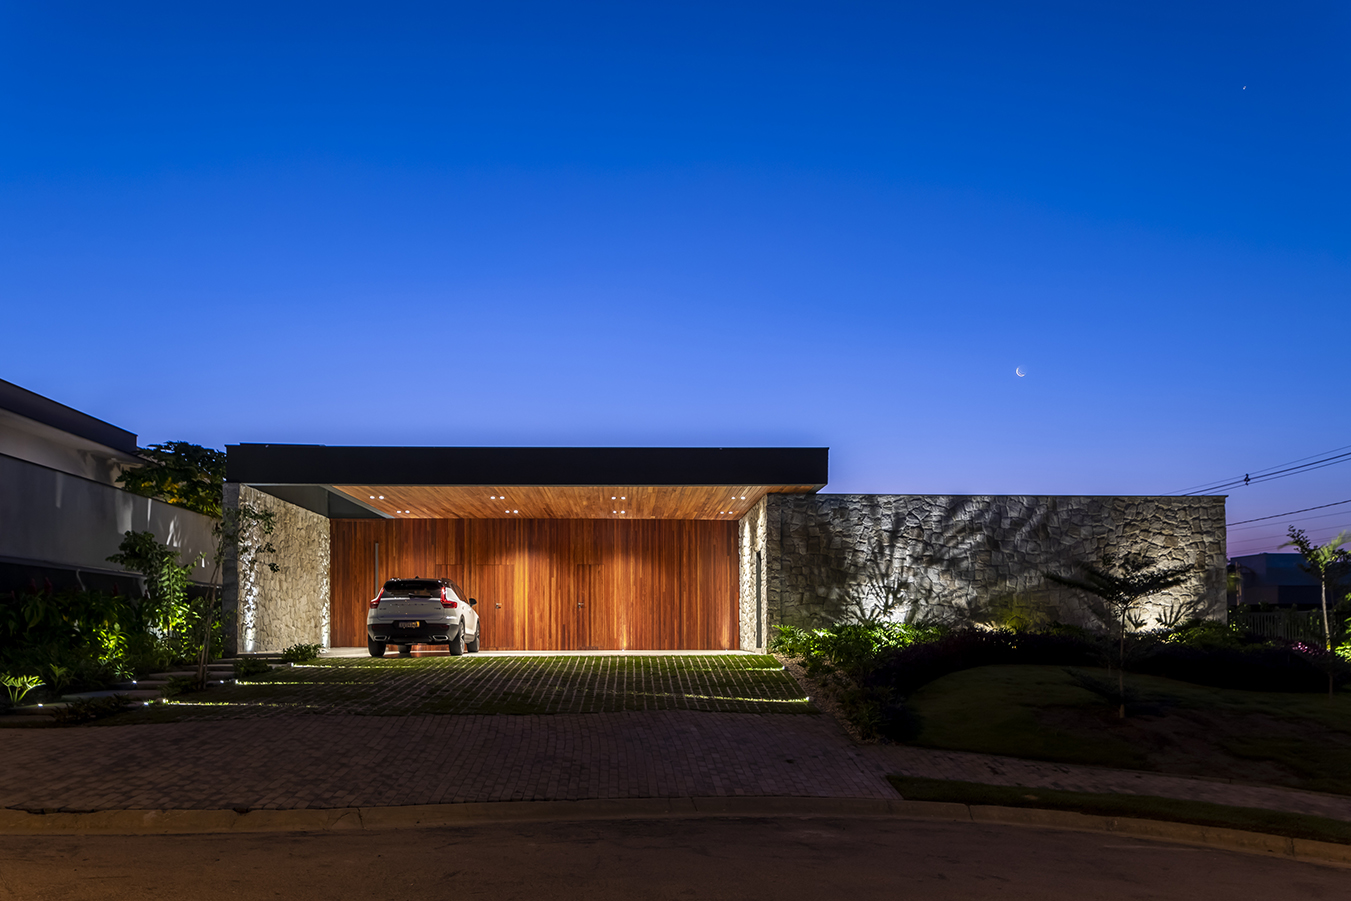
<box><xmin>2</xmin><ymin>655</ymin><xmax>286</xmax><ymax>724</ymax></box>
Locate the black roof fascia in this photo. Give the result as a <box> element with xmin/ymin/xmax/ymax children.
<box><xmin>0</xmin><ymin>378</ymin><xmax>140</xmax><ymax>456</ymax></box>
<box><xmin>227</xmin><ymin>445</ymin><xmax>828</xmax><ymax>488</ymax></box>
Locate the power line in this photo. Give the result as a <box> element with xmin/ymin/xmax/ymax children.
<box><xmin>1228</xmin><ymin>510</ymin><xmax>1351</xmax><ymax>533</ymax></box>
<box><xmin>1168</xmin><ymin>442</ymin><xmax>1351</xmax><ymax>496</ymax></box>
<box><xmin>1226</xmin><ymin>498</ymin><xmax>1351</xmax><ymax>526</ymax></box>
<box><xmin>1227</xmin><ymin>522</ymin><xmax>1351</xmax><ymax>553</ymax></box>
<box><xmin>1177</xmin><ymin>451</ymin><xmax>1351</xmax><ymax>496</ymax></box>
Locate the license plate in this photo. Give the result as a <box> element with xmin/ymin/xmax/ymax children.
<box><xmin>397</xmin><ymin>621</ymin><xmax>422</xmax><ymax>629</ymax></box>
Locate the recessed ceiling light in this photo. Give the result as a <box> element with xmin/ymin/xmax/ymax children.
<box><xmin>369</xmin><ymin>495</ymin><xmax>375</xmax><ymax>499</ymax></box>
<box><xmin>621</xmin><ymin>496</ymin><xmax>626</xmax><ymax>500</ymax></box>
<box><xmin>378</xmin><ymin>495</ymin><xmax>384</xmax><ymax>499</ymax></box>
<box><xmin>611</xmin><ymin>496</ymin><xmax>616</xmax><ymax>499</ymax></box>
<box><xmin>513</xmin><ymin>510</ymin><xmax>518</xmax><ymax>513</ymax></box>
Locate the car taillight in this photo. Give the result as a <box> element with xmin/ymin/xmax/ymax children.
<box><xmin>440</xmin><ymin>588</ymin><xmax>457</xmax><ymax>608</ymax></box>
<box><xmin>369</xmin><ymin>590</ymin><xmax>384</xmax><ymax>609</ymax></box>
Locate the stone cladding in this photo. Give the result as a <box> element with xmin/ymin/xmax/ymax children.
<box><xmin>736</xmin><ymin>498</ymin><xmax>770</xmax><ymax>650</ymax></box>
<box><xmin>764</xmin><ymin>494</ymin><xmax>1226</xmax><ymax>630</ymax></box>
<box><xmin>223</xmin><ymin>485</ymin><xmax>331</xmax><ymax>653</ymax></box>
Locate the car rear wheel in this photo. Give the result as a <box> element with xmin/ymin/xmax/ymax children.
<box><xmin>466</xmin><ymin>628</ymin><xmax>480</xmax><ymax>653</ymax></box>
<box><xmin>448</xmin><ymin>625</ymin><xmax>465</xmax><ymax>657</ymax></box>
<box><xmin>367</xmin><ymin>639</ymin><xmax>386</xmax><ymax>658</ymax></box>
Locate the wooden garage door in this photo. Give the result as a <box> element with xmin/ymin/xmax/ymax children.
<box><xmin>329</xmin><ymin>519</ymin><xmax>738</xmax><ymax>650</ymax></box>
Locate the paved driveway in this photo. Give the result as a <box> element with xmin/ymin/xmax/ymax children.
<box><xmin>112</xmin><ymin>653</ymin><xmax>812</xmax><ymax>720</ymax></box>
<box><xmin>5</xmin><ymin>653</ymin><xmax>1351</xmax><ymax>824</ymax></box>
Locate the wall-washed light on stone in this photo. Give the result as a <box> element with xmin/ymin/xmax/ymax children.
<box><xmin>223</xmin><ymin>484</ymin><xmax>331</xmax><ymax>653</ymax></box>
<box><xmin>753</xmin><ymin>493</ymin><xmax>1226</xmax><ymax>634</ymax></box>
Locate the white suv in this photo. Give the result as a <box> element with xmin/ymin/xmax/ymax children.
<box><xmin>367</xmin><ymin>578</ymin><xmax>481</xmax><ymax>657</ymax></box>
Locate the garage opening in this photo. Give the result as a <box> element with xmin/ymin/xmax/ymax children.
<box><xmin>225</xmin><ymin>446</ymin><xmax>827</xmax><ymax>653</ymax></box>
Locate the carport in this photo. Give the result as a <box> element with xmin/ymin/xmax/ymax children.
<box><xmin>223</xmin><ymin>446</ymin><xmax>827</xmax><ymax>653</ymax></box>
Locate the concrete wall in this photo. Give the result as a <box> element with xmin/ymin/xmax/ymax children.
<box><xmin>765</xmin><ymin>494</ymin><xmax>1227</xmax><ymax>632</ymax></box>
<box><xmin>223</xmin><ymin>484</ymin><xmax>330</xmax><ymax>654</ymax></box>
<box><xmin>0</xmin><ymin>452</ymin><xmax>217</xmax><ymax>583</ymax></box>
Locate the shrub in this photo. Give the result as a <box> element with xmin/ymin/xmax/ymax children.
<box><xmin>863</xmin><ymin>628</ymin><xmax>1106</xmax><ymax>698</ymax></box>
<box><xmin>233</xmin><ymin>657</ymin><xmax>272</xmax><ymax>678</ymax></box>
<box><xmin>51</xmin><ymin>694</ymin><xmax>130</xmax><ymax>725</ymax></box>
<box><xmin>1163</xmin><ymin>619</ymin><xmax>1246</xmax><ymax>650</ymax></box>
<box><xmin>1</xmin><ymin>674</ymin><xmax>43</xmax><ymax>707</ymax></box>
<box><xmin>772</xmin><ymin>623</ymin><xmax>945</xmax><ymax>678</ymax></box>
<box><xmin>161</xmin><ymin>675</ymin><xmax>198</xmax><ymax>698</ymax></box>
<box><xmin>1134</xmin><ymin>642</ymin><xmax>1350</xmax><ymax>693</ymax></box>
<box><xmin>279</xmin><ymin>642</ymin><xmax>322</xmax><ymax>664</ymax></box>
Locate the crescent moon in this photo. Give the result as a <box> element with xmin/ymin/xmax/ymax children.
<box><xmin>1015</xmin><ymin>367</ymin><xmax>1026</xmax><ymax>377</ymax></box>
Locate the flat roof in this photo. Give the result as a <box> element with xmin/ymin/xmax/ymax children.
<box><xmin>0</xmin><ymin>378</ymin><xmax>140</xmax><ymax>457</ymax></box>
<box><xmin>227</xmin><ymin>445</ymin><xmax>828</xmax><ymax>520</ymax></box>
<box><xmin>227</xmin><ymin>444</ymin><xmax>828</xmax><ymax>488</ymax></box>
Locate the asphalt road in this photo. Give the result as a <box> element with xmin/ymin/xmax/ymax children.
<box><xmin>1</xmin><ymin>816</ymin><xmax>1345</xmax><ymax>900</ymax></box>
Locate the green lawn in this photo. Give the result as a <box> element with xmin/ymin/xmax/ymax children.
<box><xmin>101</xmin><ymin>654</ymin><xmax>814</xmax><ymax>723</ymax></box>
<box><xmin>905</xmin><ymin>665</ymin><xmax>1351</xmax><ymax>795</ymax></box>
<box><xmin>887</xmin><ymin>775</ymin><xmax>1351</xmax><ymax>846</ymax></box>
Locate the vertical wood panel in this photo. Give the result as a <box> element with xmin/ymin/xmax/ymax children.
<box><xmin>330</xmin><ymin>518</ymin><xmax>738</xmax><ymax>650</ymax></box>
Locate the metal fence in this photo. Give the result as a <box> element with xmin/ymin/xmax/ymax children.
<box><xmin>1229</xmin><ymin>609</ymin><xmax>1339</xmax><ymax>644</ymax></box>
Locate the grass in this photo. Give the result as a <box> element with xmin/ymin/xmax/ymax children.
<box><xmin>100</xmin><ymin>654</ymin><xmax>814</xmax><ymax>723</ymax></box>
<box><xmin>905</xmin><ymin>665</ymin><xmax>1351</xmax><ymax>795</ymax></box>
<box><xmin>887</xmin><ymin>775</ymin><xmax>1351</xmax><ymax>846</ymax></box>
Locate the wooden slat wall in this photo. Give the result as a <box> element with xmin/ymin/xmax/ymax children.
<box><xmin>329</xmin><ymin>519</ymin><xmax>739</xmax><ymax>651</ymax></box>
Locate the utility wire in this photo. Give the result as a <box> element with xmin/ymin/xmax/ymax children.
<box><xmin>1226</xmin><ymin>498</ymin><xmax>1351</xmax><ymax>526</ymax></box>
<box><xmin>1168</xmin><ymin>443</ymin><xmax>1351</xmax><ymax>496</ymax></box>
<box><xmin>1227</xmin><ymin>522</ymin><xmax>1351</xmax><ymax>553</ymax></box>
<box><xmin>1228</xmin><ymin>510</ymin><xmax>1351</xmax><ymax>532</ymax></box>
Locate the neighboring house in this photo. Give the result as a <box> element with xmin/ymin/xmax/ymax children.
<box><xmin>0</xmin><ymin>378</ymin><xmax>217</xmax><ymax>596</ymax></box>
<box><xmin>223</xmin><ymin>444</ymin><xmax>1228</xmax><ymax>654</ymax></box>
<box><xmin>1229</xmin><ymin>553</ymin><xmax>1325</xmax><ymax>608</ymax></box>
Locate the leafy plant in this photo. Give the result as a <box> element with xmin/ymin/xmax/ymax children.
<box><xmin>51</xmin><ymin>694</ymin><xmax>131</xmax><ymax>725</ymax></box>
<box><xmin>280</xmin><ymin>642</ymin><xmax>322</xmax><ymax>663</ymax></box>
<box><xmin>202</xmin><ymin>502</ymin><xmax>280</xmax><ymax>688</ymax></box>
<box><xmin>1</xmin><ymin>674</ymin><xmax>43</xmax><ymax>706</ymax></box>
<box><xmin>1046</xmin><ymin>552</ymin><xmax>1192</xmax><ymax>717</ymax></box>
<box><xmin>41</xmin><ymin>662</ymin><xmax>73</xmax><ymax>695</ymax></box>
<box><xmin>107</xmin><ymin>529</ymin><xmax>195</xmax><ymax>661</ymax></box>
<box><xmin>161</xmin><ymin>675</ymin><xmax>198</xmax><ymax>698</ymax></box>
<box><xmin>233</xmin><ymin>657</ymin><xmax>272</xmax><ymax>678</ymax></box>
<box><xmin>772</xmin><ymin>622</ymin><xmax>942</xmax><ymax>678</ymax></box>
<box><xmin>117</xmin><ymin>442</ymin><xmax>227</xmax><ymax>518</ymax></box>
<box><xmin>1282</xmin><ymin>527</ymin><xmax>1350</xmax><ymax>654</ymax></box>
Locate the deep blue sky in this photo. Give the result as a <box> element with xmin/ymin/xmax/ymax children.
<box><xmin>3</xmin><ymin>1</ymin><xmax>1348</xmax><ymax>553</ymax></box>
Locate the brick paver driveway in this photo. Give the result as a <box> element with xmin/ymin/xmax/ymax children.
<box><xmin>116</xmin><ymin>653</ymin><xmax>813</xmax><ymax>720</ymax></box>
<box><xmin>0</xmin><ymin>654</ymin><xmax>883</xmax><ymax>810</ymax></box>
<box><xmin>6</xmin><ymin>652</ymin><xmax>1351</xmax><ymax>823</ymax></box>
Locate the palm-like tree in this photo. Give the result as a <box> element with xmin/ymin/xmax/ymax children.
<box><xmin>1047</xmin><ymin>552</ymin><xmax>1192</xmax><ymax>717</ymax></box>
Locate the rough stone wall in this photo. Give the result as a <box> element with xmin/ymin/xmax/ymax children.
<box><xmin>767</xmin><ymin>494</ymin><xmax>1227</xmax><ymax>632</ymax></box>
<box><xmin>736</xmin><ymin>497</ymin><xmax>769</xmax><ymax>650</ymax></box>
<box><xmin>223</xmin><ymin>484</ymin><xmax>331</xmax><ymax>653</ymax></box>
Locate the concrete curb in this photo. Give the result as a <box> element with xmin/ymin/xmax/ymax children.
<box><xmin>1</xmin><ymin>798</ymin><xmax>1347</xmax><ymax>866</ymax></box>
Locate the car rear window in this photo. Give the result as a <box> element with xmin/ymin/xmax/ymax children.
<box><xmin>383</xmin><ymin>579</ymin><xmax>441</xmax><ymax>597</ymax></box>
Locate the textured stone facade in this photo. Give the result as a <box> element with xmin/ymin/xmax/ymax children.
<box><xmin>222</xmin><ymin>485</ymin><xmax>331</xmax><ymax>653</ymax></box>
<box><xmin>760</xmin><ymin>494</ymin><xmax>1226</xmax><ymax>632</ymax></box>
<box><xmin>737</xmin><ymin>497</ymin><xmax>770</xmax><ymax>650</ymax></box>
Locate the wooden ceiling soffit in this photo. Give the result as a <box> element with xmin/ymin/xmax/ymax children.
<box><xmin>329</xmin><ymin>484</ymin><xmax>819</xmax><ymax>520</ymax></box>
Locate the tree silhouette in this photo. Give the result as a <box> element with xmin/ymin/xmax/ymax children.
<box><xmin>1047</xmin><ymin>551</ymin><xmax>1191</xmax><ymax>717</ymax></box>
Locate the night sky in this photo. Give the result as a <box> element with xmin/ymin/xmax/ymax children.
<box><xmin>3</xmin><ymin>2</ymin><xmax>1348</xmax><ymax>555</ymax></box>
